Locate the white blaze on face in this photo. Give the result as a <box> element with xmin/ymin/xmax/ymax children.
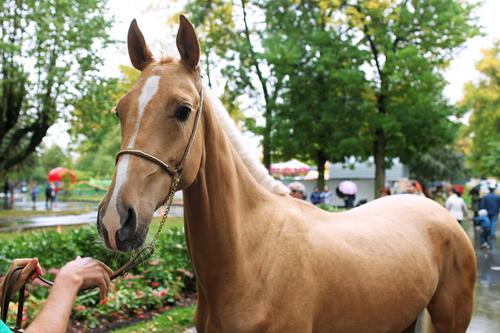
<box><xmin>102</xmin><ymin>75</ymin><xmax>160</xmax><ymax>248</ymax></box>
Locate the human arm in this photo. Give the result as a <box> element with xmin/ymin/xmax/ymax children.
<box><xmin>25</xmin><ymin>257</ymin><xmax>112</xmax><ymax>333</ymax></box>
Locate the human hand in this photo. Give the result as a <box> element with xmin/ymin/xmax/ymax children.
<box><xmin>56</xmin><ymin>257</ymin><xmax>113</xmax><ymax>300</ymax></box>
<box><xmin>6</xmin><ymin>258</ymin><xmax>44</xmax><ymax>294</ymax></box>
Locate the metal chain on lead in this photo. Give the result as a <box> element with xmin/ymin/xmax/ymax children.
<box><xmin>151</xmin><ymin>175</ymin><xmax>181</xmax><ymax>247</ymax></box>
<box><xmin>112</xmin><ymin>174</ymin><xmax>181</xmax><ymax>279</ymax></box>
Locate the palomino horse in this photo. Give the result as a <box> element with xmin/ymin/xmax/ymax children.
<box><xmin>98</xmin><ymin>16</ymin><xmax>476</xmax><ymax>333</ymax></box>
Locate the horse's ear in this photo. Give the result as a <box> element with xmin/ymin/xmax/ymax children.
<box><xmin>128</xmin><ymin>19</ymin><xmax>154</xmax><ymax>71</ymax></box>
<box><xmin>176</xmin><ymin>15</ymin><xmax>200</xmax><ymax>70</ymax></box>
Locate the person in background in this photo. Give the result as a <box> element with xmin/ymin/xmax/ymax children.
<box><xmin>469</xmin><ymin>184</ymin><xmax>481</xmax><ymax>218</ymax></box>
<box><xmin>480</xmin><ymin>183</ymin><xmax>500</xmax><ymax>239</ymax></box>
<box><xmin>445</xmin><ymin>188</ymin><xmax>469</xmax><ymax>224</ymax></box>
<box><xmin>45</xmin><ymin>184</ymin><xmax>54</xmax><ymax>210</ymax></box>
<box><xmin>288</xmin><ymin>182</ymin><xmax>306</xmax><ymax>200</ymax></box>
<box><xmin>344</xmin><ymin>194</ymin><xmax>356</xmax><ymax>208</ymax></box>
<box><xmin>31</xmin><ymin>183</ymin><xmax>39</xmax><ymax>209</ymax></box>
<box><xmin>321</xmin><ymin>186</ymin><xmax>332</xmax><ymax>206</ymax></box>
<box><xmin>380</xmin><ymin>187</ymin><xmax>391</xmax><ymax>197</ymax></box>
<box><xmin>474</xmin><ymin>209</ymin><xmax>492</xmax><ymax>250</ymax></box>
<box><xmin>406</xmin><ymin>181</ymin><xmax>425</xmax><ymax>196</ymax></box>
<box><xmin>310</xmin><ymin>187</ymin><xmax>322</xmax><ymax>205</ymax></box>
<box><xmin>0</xmin><ymin>257</ymin><xmax>112</xmax><ymax>333</ymax></box>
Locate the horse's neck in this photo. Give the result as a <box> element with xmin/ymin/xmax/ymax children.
<box><xmin>182</xmin><ymin>99</ymin><xmax>273</xmax><ymax>297</ymax></box>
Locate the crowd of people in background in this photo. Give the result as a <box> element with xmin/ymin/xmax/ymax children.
<box><xmin>3</xmin><ymin>179</ymin><xmax>58</xmax><ymax>210</ymax></box>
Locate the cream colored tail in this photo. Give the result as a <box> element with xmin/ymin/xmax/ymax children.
<box><xmin>416</xmin><ymin>309</ymin><xmax>437</xmax><ymax>333</ymax></box>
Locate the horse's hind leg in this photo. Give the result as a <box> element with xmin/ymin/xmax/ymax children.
<box><xmin>426</xmin><ymin>270</ymin><xmax>474</xmax><ymax>332</ymax></box>
<box><xmin>401</xmin><ymin>319</ymin><xmax>417</xmax><ymax>333</ymax></box>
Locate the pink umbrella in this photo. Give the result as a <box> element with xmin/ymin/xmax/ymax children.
<box><xmin>339</xmin><ymin>180</ymin><xmax>357</xmax><ymax>195</ymax></box>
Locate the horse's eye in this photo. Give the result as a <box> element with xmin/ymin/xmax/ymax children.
<box><xmin>174</xmin><ymin>106</ymin><xmax>191</xmax><ymax>121</ymax></box>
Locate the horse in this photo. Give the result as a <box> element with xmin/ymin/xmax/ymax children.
<box><xmin>97</xmin><ymin>15</ymin><xmax>476</xmax><ymax>333</ymax></box>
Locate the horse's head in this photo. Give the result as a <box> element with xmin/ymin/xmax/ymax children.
<box><xmin>97</xmin><ymin>16</ymin><xmax>203</xmax><ymax>252</ymax></box>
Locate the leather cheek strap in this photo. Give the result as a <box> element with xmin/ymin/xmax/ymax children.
<box><xmin>1</xmin><ymin>266</ymin><xmax>27</xmax><ymax>332</ymax></box>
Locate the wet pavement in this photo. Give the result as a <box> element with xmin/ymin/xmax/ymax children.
<box><xmin>0</xmin><ymin>200</ymin><xmax>184</xmax><ymax>232</ymax></box>
<box><xmin>465</xmin><ymin>223</ymin><xmax>500</xmax><ymax>333</ymax></box>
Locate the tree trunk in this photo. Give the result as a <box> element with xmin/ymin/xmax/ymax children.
<box><xmin>263</xmin><ymin>106</ymin><xmax>272</xmax><ymax>169</ymax></box>
<box><xmin>374</xmin><ymin>128</ymin><xmax>386</xmax><ymax>198</ymax></box>
<box><xmin>241</xmin><ymin>0</ymin><xmax>273</xmax><ymax>170</ymax></box>
<box><xmin>316</xmin><ymin>151</ymin><xmax>327</xmax><ymax>191</ymax></box>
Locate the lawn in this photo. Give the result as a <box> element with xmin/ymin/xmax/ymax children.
<box><xmin>111</xmin><ymin>305</ymin><xmax>195</xmax><ymax>333</ymax></box>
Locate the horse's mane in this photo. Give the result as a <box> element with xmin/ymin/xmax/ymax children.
<box><xmin>206</xmin><ymin>87</ymin><xmax>290</xmax><ymax>196</ymax></box>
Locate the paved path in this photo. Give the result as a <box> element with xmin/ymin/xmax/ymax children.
<box><xmin>0</xmin><ymin>201</ymin><xmax>184</xmax><ymax>232</ymax></box>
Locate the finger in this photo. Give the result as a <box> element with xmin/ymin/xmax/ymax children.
<box><xmin>35</xmin><ymin>262</ymin><xmax>43</xmax><ymax>276</ymax></box>
<box><xmin>19</xmin><ymin>259</ymin><xmax>37</xmax><ymax>282</ymax></box>
<box><xmin>96</xmin><ymin>275</ymin><xmax>108</xmax><ymax>300</ymax></box>
<box><xmin>95</xmin><ymin>260</ymin><xmax>114</xmax><ymax>277</ymax></box>
<box><xmin>103</xmin><ymin>271</ymin><xmax>111</xmax><ymax>291</ymax></box>
<box><xmin>11</xmin><ymin>258</ymin><xmax>32</xmax><ymax>268</ymax></box>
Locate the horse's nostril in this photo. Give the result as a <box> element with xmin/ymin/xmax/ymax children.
<box><xmin>118</xmin><ymin>207</ymin><xmax>137</xmax><ymax>242</ymax></box>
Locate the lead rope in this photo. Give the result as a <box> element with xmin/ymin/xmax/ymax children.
<box><xmin>110</xmin><ymin>174</ymin><xmax>180</xmax><ymax>280</ymax></box>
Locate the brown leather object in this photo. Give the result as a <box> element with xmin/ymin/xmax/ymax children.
<box><xmin>1</xmin><ymin>266</ymin><xmax>53</xmax><ymax>332</ymax></box>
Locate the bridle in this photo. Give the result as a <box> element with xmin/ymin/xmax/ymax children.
<box><xmin>1</xmin><ymin>76</ymin><xmax>204</xmax><ymax>332</ymax></box>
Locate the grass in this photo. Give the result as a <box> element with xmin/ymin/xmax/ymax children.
<box><xmin>0</xmin><ymin>209</ymin><xmax>86</xmax><ymax>219</ymax></box>
<box><xmin>111</xmin><ymin>305</ymin><xmax>195</xmax><ymax>333</ymax></box>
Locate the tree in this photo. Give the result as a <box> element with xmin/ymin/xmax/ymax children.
<box><xmin>264</xmin><ymin>0</ymin><xmax>369</xmax><ymax>189</ymax></box>
<box><xmin>340</xmin><ymin>0</ymin><xmax>479</xmax><ymax>196</ymax></box>
<box><xmin>70</xmin><ymin>65</ymin><xmax>140</xmax><ymax>177</ymax></box>
<box><xmin>186</xmin><ymin>0</ymin><xmax>286</xmax><ymax>169</ymax></box>
<box><xmin>185</xmin><ymin>0</ymin><xmax>479</xmax><ymax>194</ymax></box>
<box><xmin>408</xmin><ymin>145</ymin><xmax>467</xmax><ymax>185</ymax></box>
<box><xmin>10</xmin><ymin>144</ymin><xmax>73</xmax><ymax>183</ymax></box>
<box><xmin>0</xmin><ymin>0</ymin><xmax>112</xmax><ymax>178</ymax></box>
<box><xmin>460</xmin><ymin>42</ymin><xmax>500</xmax><ymax>178</ymax></box>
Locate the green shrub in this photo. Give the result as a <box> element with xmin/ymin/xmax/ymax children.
<box><xmin>0</xmin><ymin>226</ymin><xmax>194</xmax><ymax>330</ymax></box>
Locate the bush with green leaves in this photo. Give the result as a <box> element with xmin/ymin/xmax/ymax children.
<box><xmin>0</xmin><ymin>226</ymin><xmax>194</xmax><ymax>330</ymax></box>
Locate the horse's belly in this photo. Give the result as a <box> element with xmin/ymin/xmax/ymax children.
<box><xmin>309</xmin><ymin>229</ymin><xmax>440</xmax><ymax>332</ymax></box>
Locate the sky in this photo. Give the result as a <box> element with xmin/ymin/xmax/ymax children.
<box><xmin>43</xmin><ymin>0</ymin><xmax>500</xmax><ymax>147</ymax></box>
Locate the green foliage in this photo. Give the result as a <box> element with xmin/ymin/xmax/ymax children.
<box><xmin>265</xmin><ymin>0</ymin><xmax>370</xmax><ymax>187</ymax></box>
<box><xmin>71</xmin><ymin>66</ymin><xmax>140</xmax><ymax>178</ymax></box>
<box><xmin>408</xmin><ymin>145</ymin><xmax>468</xmax><ymax>184</ymax></box>
<box><xmin>10</xmin><ymin>144</ymin><xmax>73</xmax><ymax>183</ymax></box>
<box><xmin>111</xmin><ymin>305</ymin><xmax>195</xmax><ymax>333</ymax></box>
<box><xmin>0</xmin><ymin>225</ymin><xmax>195</xmax><ymax>329</ymax></box>
<box><xmin>186</xmin><ymin>0</ymin><xmax>479</xmax><ymax>192</ymax></box>
<box><xmin>342</xmin><ymin>0</ymin><xmax>480</xmax><ymax>195</ymax></box>
<box><xmin>460</xmin><ymin>42</ymin><xmax>500</xmax><ymax>178</ymax></box>
<box><xmin>0</xmin><ymin>0</ymin><xmax>113</xmax><ymax>176</ymax></box>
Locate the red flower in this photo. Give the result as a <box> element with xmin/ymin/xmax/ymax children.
<box><xmin>100</xmin><ymin>298</ymin><xmax>108</xmax><ymax>305</ymax></box>
<box><xmin>75</xmin><ymin>305</ymin><xmax>86</xmax><ymax>313</ymax></box>
<box><xmin>160</xmin><ymin>290</ymin><xmax>168</xmax><ymax>297</ymax></box>
<box><xmin>151</xmin><ymin>282</ymin><xmax>160</xmax><ymax>288</ymax></box>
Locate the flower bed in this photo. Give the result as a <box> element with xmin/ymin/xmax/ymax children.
<box><xmin>0</xmin><ymin>225</ymin><xmax>195</xmax><ymax>331</ymax></box>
